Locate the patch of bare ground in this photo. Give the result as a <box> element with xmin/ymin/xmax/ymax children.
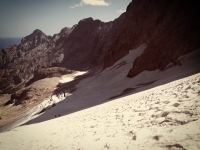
<box><xmin>0</xmin><ymin>77</ymin><xmax>60</xmax><ymax>129</ymax></box>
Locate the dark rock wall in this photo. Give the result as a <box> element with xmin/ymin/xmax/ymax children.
<box><xmin>103</xmin><ymin>0</ymin><xmax>200</xmax><ymax>77</ymax></box>
<box><xmin>61</xmin><ymin>14</ymin><xmax>125</xmax><ymax>70</ymax></box>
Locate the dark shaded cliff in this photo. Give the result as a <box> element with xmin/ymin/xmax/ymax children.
<box><xmin>103</xmin><ymin>0</ymin><xmax>200</xmax><ymax>77</ymax></box>
<box><xmin>61</xmin><ymin>14</ymin><xmax>125</xmax><ymax>70</ymax></box>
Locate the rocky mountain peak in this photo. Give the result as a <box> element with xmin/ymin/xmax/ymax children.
<box><xmin>60</xmin><ymin>27</ymin><xmax>70</xmax><ymax>34</ymax></box>
<box><xmin>78</xmin><ymin>17</ymin><xmax>94</xmax><ymax>23</ymax></box>
<box><xmin>60</xmin><ymin>14</ymin><xmax>125</xmax><ymax>70</ymax></box>
<box><xmin>32</xmin><ymin>29</ymin><xmax>45</xmax><ymax>35</ymax></box>
<box><xmin>52</xmin><ymin>26</ymin><xmax>76</xmax><ymax>45</ymax></box>
<box><xmin>22</xmin><ymin>29</ymin><xmax>46</xmax><ymax>42</ymax></box>
<box><xmin>77</xmin><ymin>17</ymin><xmax>102</xmax><ymax>28</ymax></box>
<box><xmin>20</xmin><ymin>29</ymin><xmax>53</xmax><ymax>50</ymax></box>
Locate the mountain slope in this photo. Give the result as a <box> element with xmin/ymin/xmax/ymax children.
<box><xmin>0</xmin><ymin>14</ymin><xmax>125</xmax><ymax>94</ymax></box>
<box><xmin>60</xmin><ymin>14</ymin><xmax>125</xmax><ymax>70</ymax></box>
<box><xmin>1</xmin><ymin>43</ymin><xmax>199</xmax><ymax>131</ymax></box>
<box><xmin>0</xmin><ymin>65</ymin><xmax>199</xmax><ymax>150</ymax></box>
<box><xmin>18</xmin><ymin>43</ymin><xmax>200</xmax><ymax>124</ymax></box>
<box><xmin>0</xmin><ymin>1</ymin><xmax>200</xmax><ymax>149</ymax></box>
<box><xmin>103</xmin><ymin>0</ymin><xmax>200</xmax><ymax>77</ymax></box>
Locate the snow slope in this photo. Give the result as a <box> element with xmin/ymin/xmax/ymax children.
<box><xmin>0</xmin><ymin>44</ymin><xmax>200</xmax><ymax>149</ymax></box>
<box><xmin>22</xmin><ymin>44</ymin><xmax>200</xmax><ymax>125</ymax></box>
<box><xmin>0</xmin><ymin>73</ymin><xmax>200</xmax><ymax>150</ymax></box>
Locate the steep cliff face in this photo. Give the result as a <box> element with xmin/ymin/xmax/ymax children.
<box><xmin>103</xmin><ymin>0</ymin><xmax>200</xmax><ymax>77</ymax></box>
<box><xmin>52</xmin><ymin>26</ymin><xmax>76</xmax><ymax>46</ymax></box>
<box><xmin>61</xmin><ymin>14</ymin><xmax>125</xmax><ymax>70</ymax></box>
<box><xmin>0</xmin><ymin>13</ymin><xmax>125</xmax><ymax>94</ymax></box>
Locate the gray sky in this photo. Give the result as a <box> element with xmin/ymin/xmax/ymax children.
<box><xmin>0</xmin><ymin>0</ymin><xmax>131</xmax><ymax>38</ymax></box>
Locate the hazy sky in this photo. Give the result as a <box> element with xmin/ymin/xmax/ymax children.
<box><xmin>0</xmin><ymin>0</ymin><xmax>131</xmax><ymax>38</ymax></box>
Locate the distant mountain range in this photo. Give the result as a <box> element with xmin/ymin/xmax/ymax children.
<box><xmin>0</xmin><ymin>37</ymin><xmax>21</xmax><ymax>49</ymax></box>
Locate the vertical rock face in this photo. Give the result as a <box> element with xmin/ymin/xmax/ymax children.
<box><xmin>52</xmin><ymin>26</ymin><xmax>76</xmax><ymax>46</ymax></box>
<box><xmin>61</xmin><ymin>14</ymin><xmax>125</xmax><ymax>70</ymax></box>
<box><xmin>103</xmin><ymin>0</ymin><xmax>200</xmax><ymax>77</ymax></box>
<box><xmin>0</xmin><ymin>13</ymin><xmax>125</xmax><ymax>94</ymax></box>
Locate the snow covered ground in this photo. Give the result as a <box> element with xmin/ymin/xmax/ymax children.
<box><xmin>0</xmin><ymin>72</ymin><xmax>199</xmax><ymax>150</ymax></box>
<box><xmin>0</xmin><ymin>44</ymin><xmax>200</xmax><ymax>149</ymax></box>
<box><xmin>20</xmin><ymin>44</ymin><xmax>200</xmax><ymax>125</ymax></box>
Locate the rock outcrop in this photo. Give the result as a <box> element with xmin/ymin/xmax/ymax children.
<box><xmin>103</xmin><ymin>0</ymin><xmax>200</xmax><ymax>77</ymax></box>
